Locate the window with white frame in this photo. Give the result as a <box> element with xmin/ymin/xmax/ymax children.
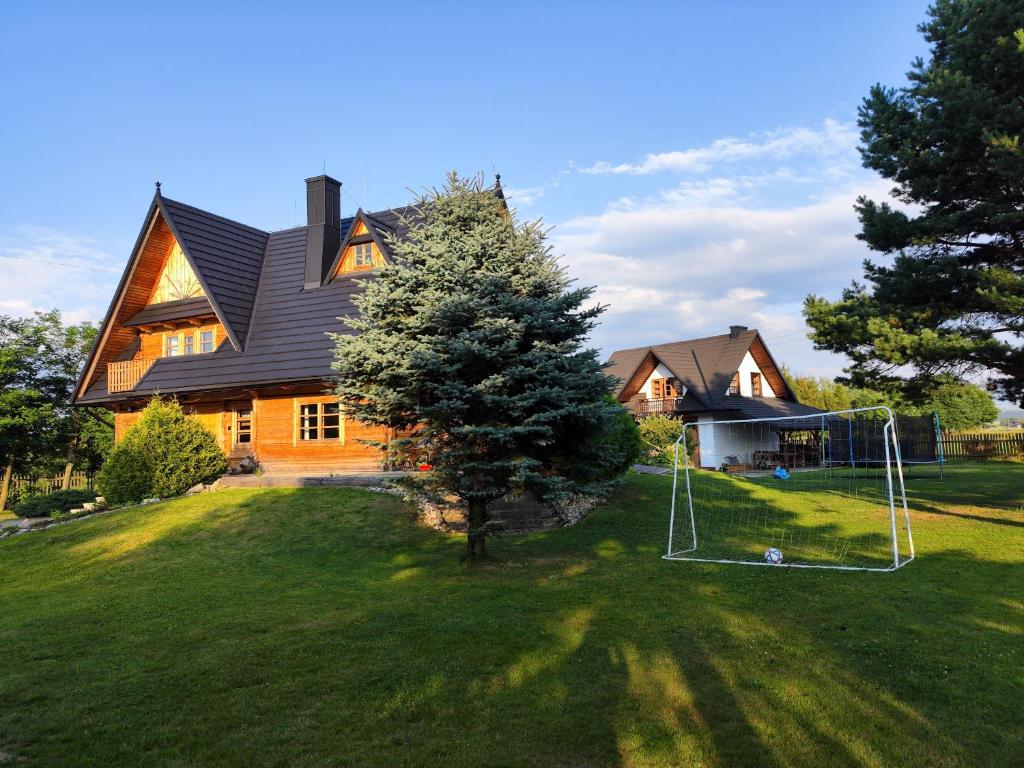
<box><xmin>298</xmin><ymin>401</ymin><xmax>342</xmax><ymax>441</ymax></box>
<box><xmin>353</xmin><ymin>242</ymin><xmax>374</xmax><ymax>268</ymax></box>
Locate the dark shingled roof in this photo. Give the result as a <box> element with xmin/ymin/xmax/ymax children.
<box><xmin>719</xmin><ymin>396</ymin><xmax>826</xmax><ymax>422</ymax></box>
<box><xmin>72</xmin><ymin>184</ymin><xmax>500</xmax><ymax>405</ymax></box>
<box><xmin>158</xmin><ymin>196</ymin><xmax>269</xmax><ymax>349</ymax></box>
<box><xmin>77</xmin><ymin>224</ymin><xmax>367</xmax><ymax>404</ymax></box>
<box><xmin>606</xmin><ymin>330</ymin><xmax>819</xmax><ymax>416</ymax></box>
<box><xmin>124</xmin><ymin>297</ymin><xmax>214</xmax><ymax>327</ymax></box>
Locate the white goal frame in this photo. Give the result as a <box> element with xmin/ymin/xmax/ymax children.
<box><xmin>665</xmin><ymin>406</ymin><xmax>915</xmax><ymax>572</ymax></box>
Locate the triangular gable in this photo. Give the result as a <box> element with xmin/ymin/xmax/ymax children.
<box><xmin>148</xmin><ymin>242</ymin><xmax>205</xmax><ymax>303</ymax></box>
<box><xmin>326</xmin><ymin>208</ymin><xmax>393</xmax><ymax>281</ymax></box>
<box><xmin>158</xmin><ymin>196</ymin><xmax>268</xmax><ymax>350</ymax></box>
<box><xmin>747</xmin><ymin>333</ymin><xmax>796</xmax><ymax>402</ymax></box>
<box><xmin>614</xmin><ymin>350</ymin><xmax>658</xmax><ymax>401</ymax></box>
<box><xmin>609</xmin><ymin>329</ymin><xmax>799</xmax><ymax>411</ymax></box>
<box><xmin>74</xmin><ymin>191</ymin><xmax>268</xmax><ymax>401</ymax></box>
<box><xmin>75</xmin><ymin>195</ymin><xmax>176</xmax><ymax>400</ymax></box>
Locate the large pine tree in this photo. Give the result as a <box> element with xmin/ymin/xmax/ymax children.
<box><xmin>805</xmin><ymin>0</ymin><xmax>1024</xmax><ymax>404</ymax></box>
<box><xmin>332</xmin><ymin>173</ymin><xmax>636</xmax><ymax>557</ymax></box>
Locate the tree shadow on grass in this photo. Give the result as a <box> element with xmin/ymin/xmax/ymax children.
<box><xmin>1</xmin><ymin>476</ymin><xmax>1022</xmax><ymax>766</ymax></box>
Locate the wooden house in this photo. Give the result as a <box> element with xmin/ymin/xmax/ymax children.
<box><xmin>72</xmin><ymin>175</ymin><xmax>470</xmax><ymax>473</ymax></box>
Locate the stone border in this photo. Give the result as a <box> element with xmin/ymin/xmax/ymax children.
<box><xmin>0</xmin><ymin>497</ymin><xmax>167</xmax><ymax>539</ymax></box>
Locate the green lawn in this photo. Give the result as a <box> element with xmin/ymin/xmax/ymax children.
<box><xmin>0</xmin><ymin>463</ymin><xmax>1022</xmax><ymax>767</ymax></box>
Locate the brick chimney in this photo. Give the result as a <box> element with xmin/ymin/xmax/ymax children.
<box><xmin>729</xmin><ymin>325</ymin><xmax>748</xmax><ymax>339</ymax></box>
<box><xmin>304</xmin><ymin>175</ymin><xmax>342</xmax><ymax>290</ymax></box>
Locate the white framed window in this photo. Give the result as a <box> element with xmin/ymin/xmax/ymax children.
<box><xmin>298</xmin><ymin>401</ymin><xmax>342</xmax><ymax>441</ymax></box>
<box><xmin>353</xmin><ymin>242</ymin><xmax>374</xmax><ymax>267</ymax></box>
<box><xmin>166</xmin><ymin>335</ymin><xmax>180</xmax><ymax>356</ymax></box>
<box><xmin>183</xmin><ymin>334</ymin><xmax>194</xmax><ymax>355</ymax></box>
<box><xmin>200</xmin><ymin>330</ymin><xmax>214</xmax><ymax>353</ymax></box>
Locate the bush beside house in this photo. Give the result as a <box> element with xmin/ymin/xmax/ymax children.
<box><xmin>97</xmin><ymin>398</ymin><xmax>227</xmax><ymax>504</ymax></box>
<box><xmin>638</xmin><ymin>415</ymin><xmax>698</xmax><ymax>467</ymax></box>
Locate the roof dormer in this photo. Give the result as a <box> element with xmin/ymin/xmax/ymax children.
<box><xmin>327</xmin><ymin>209</ymin><xmax>392</xmax><ymax>281</ymax></box>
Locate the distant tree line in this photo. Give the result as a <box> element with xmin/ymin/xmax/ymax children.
<box><xmin>781</xmin><ymin>367</ymin><xmax>998</xmax><ymax>430</ymax></box>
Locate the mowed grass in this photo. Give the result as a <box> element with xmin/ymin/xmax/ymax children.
<box><xmin>0</xmin><ymin>463</ymin><xmax>1022</xmax><ymax>767</ymax></box>
<box><xmin>674</xmin><ymin>465</ymin><xmax>918</xmax><ymax>567</ymax></box>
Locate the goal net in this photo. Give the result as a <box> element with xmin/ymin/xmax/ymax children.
<box><xmin>667</xmin><ymin>406</ymin><xmax>915</xmax><ymax>572</ymax></box>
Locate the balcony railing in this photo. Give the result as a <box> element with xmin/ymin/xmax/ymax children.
<box><xmin>108</xmin><ymin>358</ymin><xmax>156</xmax><ymax>394</ymax></box>
<box><xmin>631</xmin><ymin>397</ymin><xmax>685</xmax><ymax>418</ymax></box>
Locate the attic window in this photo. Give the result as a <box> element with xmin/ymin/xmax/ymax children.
<box><xmin>751</xmin><ymin>372</ymin><xmax>762</xmax><ymax>397</ymax></box>
<box><xmin>333</xmin><ymin>239</ymin><xmax>380</xmax><ymax>278</ymax></box>
<box><xmin>353</xmin><ymin>242</ymin><xmax>375</xmax><ymax>268</ymax></box>
<box><xmin>729</xmin><ymin>373</ymin><xmax>740</xmax><ymax>396</ymax></box>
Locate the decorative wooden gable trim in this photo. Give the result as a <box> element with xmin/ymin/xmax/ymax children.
<box><xmin>748</xmin><ymin>334</ymin><xmax>793</xmax><ymax>401</ymax></box>
<box><xmin>156</xmin><ymin>196</ymin><xmax>243</xmax><ymax>352</ymax></box>
<box><xmin>327</xmin><ymin>209</ymin><xmax>392</xmax><ymax>281</ymax></box>
<box><xmin>618</xmin><ymin>351</ymin><xmax>659</xmax><ymax>402</ymax></box>
<box><xmin>148</xmin><ymin>242</ymin><xmax>206</xmax><ymax>304</ymax></box>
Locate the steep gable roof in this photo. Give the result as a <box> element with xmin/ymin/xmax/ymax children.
<box><xmin>607</xmin><ymin>329</ymin><xmax>796</xmax><ymax>410</ymax></box>
<box><xmin>157</xmin><ymin>195</ymin><xmax>268</xmax><ymax>347</ymax></box>
<box><xmin>73</xmin><ymin>178</ymin><xmax>509</xmax><ymax>405</ymax></box>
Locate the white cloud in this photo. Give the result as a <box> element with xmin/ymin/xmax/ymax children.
<box><xmin>0</xmin><ymin>226</ymin><xmax>120</xmax><ymax>323</ymax></box>
<box><xmin>583</xmin><ymin>119</ymin><xmax>858</xmax><ymax>176</ymax></box>
<box><xmin>503</xmin><ymin>169</ymin><xmax>572</xmax><ymax>207</ymax></box>
<box><xmin>547</xmin><ymin>127</ymin><xmax>894</xmax><ymax>377</ymax></box>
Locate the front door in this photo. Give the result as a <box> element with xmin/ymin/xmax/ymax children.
<box><xmin>228</xmin><ymin>403</ymin><xmax>253</xmax><ymax>457</ymax></box>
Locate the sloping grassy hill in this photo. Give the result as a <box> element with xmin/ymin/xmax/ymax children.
<box><xmin>0</xmin><ymin>464</ymin><xmax>1022</xmax><ymax>767</ymax></box>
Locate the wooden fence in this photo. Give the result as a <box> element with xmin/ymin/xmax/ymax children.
<box><xmin>4</xmin><ymin>471</ymin><xmax>94</xmax><ymax>510</ymax></box>
<box><xmin>940</xmin><ymin>431</ymin><xmax>1024</xmax><ymax>459</ymax></box>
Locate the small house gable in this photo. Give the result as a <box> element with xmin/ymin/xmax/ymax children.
<box><xmin>328</xmin><ymin>209</ymin><xmax>393</xmax><ymax>280</ymax></box>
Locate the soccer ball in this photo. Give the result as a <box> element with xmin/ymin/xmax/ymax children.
<box><xmin>764</xmin><ymin>547</ymin><xmax>784</xmax><ymax>564</ymax></box>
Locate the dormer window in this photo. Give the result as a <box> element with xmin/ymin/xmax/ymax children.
<box><xmin>751</xmin><ymin>372</ymin><xmax>762</xmax><ymax>396</ymax></box>
<box><xmin>330</xmin><ymin>218</ymin><xmax>388</xmax><ymax>280</ymax></box>
<box><xmin>353</xmin><ymin>242</ymin><xmax>375</xmax><ymax>268</ymax></box>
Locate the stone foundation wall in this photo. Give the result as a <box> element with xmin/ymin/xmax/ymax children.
<box><xmin>418</xmin><ymin>491</ymin><xmax>599</xmax><ymax>533</ymax></box>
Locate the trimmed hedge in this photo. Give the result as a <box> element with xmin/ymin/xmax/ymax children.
<box><xmin>97</xmin><ymin>398</ymin><xmax>227</xmax><ymax>505</ymax></box>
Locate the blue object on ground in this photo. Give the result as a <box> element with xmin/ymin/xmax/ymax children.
<box><xmin>774</xmin><ymin>467</ymin><xmax>790</xmax><ymax>480</ymax></box>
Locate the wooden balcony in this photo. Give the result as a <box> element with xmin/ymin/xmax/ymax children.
<box><xmin>108</xmin><ymin>358</ymin><xmax>156</xmax><ymax>394</ymax></box>
<box><xmin>631</xmin><ymin>397</ymin><xmax>685</xmax><ymax>418</ymax></box>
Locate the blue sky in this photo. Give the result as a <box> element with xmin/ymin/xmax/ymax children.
<box><xmin>0</xmin><ymin>0</ymin><xmax>935</xmax><ymax>382</ymax></box>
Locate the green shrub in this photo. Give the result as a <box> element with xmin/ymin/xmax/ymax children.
<box><xmin>602</xmin><ymin>400</ymin><xmax>644</xmax><ymax>474</ymax></box>
<box><xmin>97</xmin><ymin>398</ymin><xmax>227</xmax><ymax>504</ymax></box>
<box><xmin>638</xmin><ymin>415</ymin><xmax>698</xmax><ymax>466</ymax></box>
<box><xmin>96</xmin><ymin>444</ymin><xmax>155</xmax><ymax>505</ymax></box>
<box><xmin>14</xmin><ymin>489</ymin><xmax>97</xmax><ymax>518</ymax></box>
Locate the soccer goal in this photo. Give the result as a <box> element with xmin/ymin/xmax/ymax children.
<box><xmin>666</xmin><ymin>406</ymin><xmax>915</xmax><ymax>572</ymax></box>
